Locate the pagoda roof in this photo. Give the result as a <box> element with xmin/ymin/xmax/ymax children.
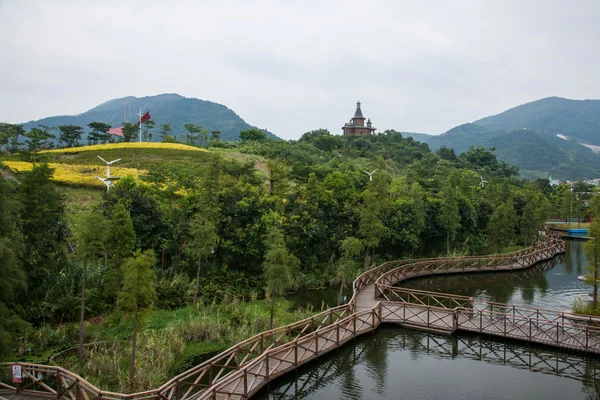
<box><xmin>353</xmin><ymin>101</ymin><xmax>365</xmax><ymax>119</ymax></box>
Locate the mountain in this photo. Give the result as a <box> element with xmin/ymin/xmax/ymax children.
<box><xmin>473</xmin><ymin>97</ymin><xmax>600</xmax><ymax>145</ymax></box>
<box><xmin>20</xmin><ymin>93</ymin><xmax>279</xmax><ymax>142</ymax></box>
<box><xmin>415</xmin><ymin>97</ymin><xmax>600</xmax><ymax>180</ymax></box>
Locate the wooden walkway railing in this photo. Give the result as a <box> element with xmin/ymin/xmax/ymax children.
<box><xmin>2</xmin><ymin>230</ymin><xmax>591</xmax><ymax>400</ymax></box>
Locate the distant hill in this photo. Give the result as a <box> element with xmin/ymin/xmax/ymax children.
<box><xmin>413</xmin><ymin>97</ymin><xmax>600</xmax><ymax>180</ymax></box>
<box><xmin>20</xmin><ymin>93</ymin><xmax>279</xmax><ymax>142</ymax></box>
<box><xmin>473</xmin><ymin>97</ymin><xmax>600</xmax><ymax>145</ymax></box>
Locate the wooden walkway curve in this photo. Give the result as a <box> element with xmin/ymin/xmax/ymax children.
<box><xmin>2</xmin><ymin>230</ymin><xmax>596</xmax><ymax>400</ymax></box>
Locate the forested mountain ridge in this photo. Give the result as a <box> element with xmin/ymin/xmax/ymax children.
<box><xmin>20</xmin><ymin>93</ymin><xmax>279</xmax><ymax>142</ymax></box>
<box><xmin>413</xmin><ymin>97</ymin><xmax>600</xmax><ymax>180</ymax></box>
<box><xmin>473</xmin><ymin>96</ymin><xmax>600</xmax><ymax>145</ymax></box>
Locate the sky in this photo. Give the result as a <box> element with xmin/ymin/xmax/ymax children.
<box><xmin>1</xmin><ymin>0</ymin><xmax>600</xmax><ymax>140</ymax></box>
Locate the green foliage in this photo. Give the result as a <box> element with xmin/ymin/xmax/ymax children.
<box><xmin>105</xmin><ymin>203</ymin><xmax>136</xmax><ymax>302</ymax></box>
<box><xmin>58</xmin><ymin>125</ymin><xmax>83</xmax><ymax>148</ymax></box>
<box><xmin>239</xmin><ymin>128</ymin><xmax>267</xmax><ymax>142</ymax></box>
<box><xmin>18</xmin><ymin>164</ymin><xmax>68</xmax><ymax>313</ymax></box>
<box><xmin>87</xmin><ymin>122</ymin><xmax>112</xmax><ymax>145</ymax></box>
<box><xmin>486</xmin><ymin>199</ymin><xmax>517</xmax><ymax>253</ymax></box>
<box><xmin>0</xmin><ymin>177</ymin><xmax>28</xmax><ymax>359</ymax></box>
<box><xmin>122</xmin><ymin>123</ymin><xmax>138</xmax><ymax>142</ymax></box>
<box><xmin>119</xmin><ymin>250</ymin><xmax>157</xmax><ymax>315</ymax></box>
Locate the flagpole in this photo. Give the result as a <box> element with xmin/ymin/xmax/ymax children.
<box><xmin>138</xmin><ymin>108</ymin><xmax>142</xmax><ymax>142</ymax></box>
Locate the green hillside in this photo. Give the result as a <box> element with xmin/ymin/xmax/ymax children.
<box><xmin>20</xmin><ymin>93</ymin><xmax>279</xmax><ymax>142</ymax></box>
<box><xmin>415</xmin><ymin>97</ymin><xmax>600</xmax><ymax>180</ymax></box>
<box><xmin>473</xmin><ymin>96</ymin><xmax>600</xmax><ymax>145</ymax></box>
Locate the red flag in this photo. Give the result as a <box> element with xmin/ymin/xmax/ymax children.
<box><xmin>108</xmin><ymin>126</ymin><xmax>124</xmax><ymax>137</ymax></box>
<box><xmin>133</xmin><ymin>111</ymin><xmax>151</xmax><ymax>126</ymax></box>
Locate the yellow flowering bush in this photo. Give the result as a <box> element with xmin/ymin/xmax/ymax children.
<box><xmin>3</xmin><ymin>161</ymin><xmax>146</xmax><ymax>188</ymax></box>
<box><xmin>40</xmin><ymin>142</ymin><xmax>208</xmax><ymax>154</ymax></box>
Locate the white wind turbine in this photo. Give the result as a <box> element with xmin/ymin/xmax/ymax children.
<box><xmin>96</xmin><ymin>155</ymin><xmax>122</xmax><ymax>192</ymax></box>
<box><xmin>363</xmin><ymin>169</ymin><xmax>377</xmax><ymax>182</ymax></box>
<box><xmin>479</xmin><ymin>176</ymin><xmax>488</xmax><ymax>188</ymax></box>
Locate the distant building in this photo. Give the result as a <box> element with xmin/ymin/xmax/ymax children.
<box><xmin>342</xmin><ymin>101</ymin><xmax>376</xmax><ymax>136</ymax></box>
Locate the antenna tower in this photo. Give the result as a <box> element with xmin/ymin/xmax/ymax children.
<box><xmin>124</xmin><ymin>103</ymin><xmax>130</xmax><ymax>123</ymax></box>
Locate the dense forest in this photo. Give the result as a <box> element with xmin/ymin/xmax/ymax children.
<box><xmin>0</xmin><ymin>123</ymin><xmax>583</xmax><ymax>391</ymax></box>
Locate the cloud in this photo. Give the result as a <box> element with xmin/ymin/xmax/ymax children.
<box><xmin>1</xmin><ymin>0</ymin><xmax>599</xmax><ymax>139</ymax></box>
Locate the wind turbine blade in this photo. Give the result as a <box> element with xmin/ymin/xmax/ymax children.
<box><xmin>97</xmin><ymin>155</ymin><xmax>108</xmax><ymax>164</ymax></box>
<box><xmin>109</xmin><ymin>158</ymin><xmax>122</xmax><ymax>164</ymax></box>
<box><xmin>363</xmin><ymin>171</ymin><xmax>369</xmax><ymax>174</ymax></box>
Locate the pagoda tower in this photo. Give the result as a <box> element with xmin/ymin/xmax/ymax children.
<box><xmin>342</xmin><ymin>101</ymin><xmax>376</xmax><ymax>136</ymax></box>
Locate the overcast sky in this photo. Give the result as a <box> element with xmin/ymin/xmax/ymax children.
<box><xmin>1</xmin><ymin>0</ymin><xmax>599</xmax><ymax>139</ymax></box>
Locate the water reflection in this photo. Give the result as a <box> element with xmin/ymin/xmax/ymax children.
<box><xmin>255</xmin><ymin>327</ymin><xmax>600</xmax><ymax>400</ymax></box>
<box><xmin>402</xmin><ymin>241</ymin><xmax>588</xmax><ymax>311</ymax></box>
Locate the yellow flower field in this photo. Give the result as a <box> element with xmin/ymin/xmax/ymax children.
<box><xmin>2</xmin><ymin>161</ymin><xmax>146</xmax><ymax>188</ymax></box>
<box><xmin>40</xmin><ymin>142</ymin><xmax>208</xmax><ymax>154</ymax></box>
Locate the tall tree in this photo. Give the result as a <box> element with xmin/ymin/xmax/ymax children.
<box><xmin>142</xmin><ymin>120</ymin><xmax>156</xmax><ymax>142</ymax></box>
<box><xmin>87</xmin><ymin>121</ymin><xmax>112</xmax><ymax>144</ymax></box>
<box><xmin>486</xmin><ymin>199</ymin><xmax>517</xmax><ymax>253</ymax></box>
<box><xmin>0</xmin><ymin>123</ymin><xmax>25</xmax><ymax>153</ymax></box>
<box><xmin>0</xmin><ymin>176</ymin><xmax>27</xmax><ymax>360</ymax></box>
<box><xmin>57</xmin><ymin>124</ymin><xmax>83</xmax><ymax>148</ymax></box>
<box><xmin>105</xmin><ymin>203</ymin><xmax>136</xmax><ymax>302</ymax></box>
<box><xmin>337</xmin><ymin>237</ymin><xmax>363</xmax><ymax>305</ymax></box>
<box><xmin>584</xmin><ymin>198</ymin><xmax>600</xmax><ymax>310</ymax></box>
<box><xmin>122</xmin><ymin>122</ymin><xmax>138</xmax><ymax>143</ymax></box>
<box><xmin>23</xmin><ymin>126</ymin><xmax>55</xmax><ymax>162</ymax></box>
<box><xmin>18</xmin><ymin>164</ymin><xmax>68</xmax><ymax>308</ymax></box>
<box><xmin>262</xmin><ymin>221</ymin><xmax>298</xmax><ymax>329</ymax></box>
<box><xmin>118</xmin><ymin>249</ymin><xmax>157</xmax><ymax>385</ymax></box>
<box><xmin>438</xmin><ymin>184</ymin><xmax>461</xmax><ymax>255</ymax></box>
<box><xmin>560</xmin><ymin>188</ymin><xmax>575</xmax><ymax>224</ymax></box>
<box><xmin>186</xmin><ymin>211</ymin><xmax>218</xmax><ymax>304</ymax></box>
<box><xmin>75</xmin><ymin>210</ymin><xmax>107</xmax><ymax>359</ymax></box>
<box><xmin>211</xmin><ymin>130</ymin><xmax>221</xmax><ymax>140</ymax></box>
<box><xmin>159</xmin><ymin>123</ymin><xmax>172</xmax><ymax>142</ymax></box>
<box><xmin>183</xmin><ymin>123</ymin><xmax>203</xmax><ymax>145</ymax></box>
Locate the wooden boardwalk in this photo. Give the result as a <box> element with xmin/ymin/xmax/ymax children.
<box><xmin>4</xmin><ymin>231</ymin><xmax>595</xmax><ymax>400</ymax></box>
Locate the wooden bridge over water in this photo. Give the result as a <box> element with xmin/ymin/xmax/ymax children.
<box><xmin>3</xmin><ymin>231</ymin><xmax>598</xmax><ymax>400</ymax></box>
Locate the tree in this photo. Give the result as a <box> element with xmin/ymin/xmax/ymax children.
<box><xmin>211</xmin><ymin>130</ymin><xmax>221</xmax><ymax>140</ymax></box>
<box><xmin>438</xmin><ymin>184</ymin><xmax>461</xmax><ymax>255</ymax></box>
<box><xmin>57</xmin><ymin>125</ymin><xmax>83</xmax><ymax>148</ymax></box>
<box><xmin>520</xmin><ymin>192</ymin><xmax>549</xmax><ymax>245</ymax></box>
<box><xmin>337</xmin><ymin>237</ymin><xmax>362</xmax><ymax>305</ymax></box>
<box><xmin>118</xmin><ymin>249</ymin><xmax>157</xmax><ymax>385</ymax></box>
<box><xmin>87</xmin><ymin>122</ymin><xmax>112</xmax><ymax>144</ymax></box>
<box><xmin>239</xmin><ymin>128</ymin><xmax>266</xmax><ymax>142</ymax></box>
<box><xmin>0</xmin><ymin>176</ymin><xmax>27</xmax><ymax>359</ymax></box>
<box><xmin>186</xmin><ymin>212</ymin><xmax>218</xmax><ymax>304</ymax></box>
<box><xmin>583</xmin><ymin>198</ymin><xmax>600</xmax><ymax>310</ymax></box>
<box><xmin>159</xmin><ymin>124</ymin><xmax>172</xmax><ymax>142</ymax></box>
<box><xmin>142</xmin><ymin>120</ymin><xmax>155</xmax><ymax>142</ymax></box>
<box><xmin>263</xmin><ymin>221</ymin><xmax>298</xmax><ymax>329</ymax></box>
<box><xmin>105</xmin><ymin>203</ymin><xmax>136</xmax><ymax>302</ymax></box>
<box><xmin>183</xmin><ymin>123</ymin><xmax>204</xmax><ymax>145</ymax></box>
<box><xmin>75</xmin><ymin>210</ymin><xmax>107</xmax><ymax>359</ymax></box>
<box><xmin>122</xmin><ymin>122</ymin><xmax>138</xmax><ymax>142</ymax></box>
<box><xmin>18</xmin><ymin>164</ymin><xmax>68</xmax><ymax>308</ymax></box>
<box><xmin>486</xmin><ymin>199</ymin><xmax>517</xmax><ymax>253</ymax></box>
<box><xmin>0</xmin><ymin>123</ymin><xmax>25</xmax><ymax>153</ymax></box>
<box><xmin>23</xmin><ymin>126</ymin><xmax>55</xmax><ymax>162</ymax></box>
<box><xmin>560</xmin><ymin>187</ymin><xmax>575</xmax><ymax>224</ymax></box>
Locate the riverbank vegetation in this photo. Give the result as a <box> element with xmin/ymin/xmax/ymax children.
<box><xmin>0</xmin><ymin>123</ymin><xmax>584</xmax><ymax>390</ymax></box>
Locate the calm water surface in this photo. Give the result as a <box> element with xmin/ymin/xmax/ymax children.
<box><xmin>267</xmin><ymin>240</ymin><xmax>600</xmax><ymax>399</ymax></box>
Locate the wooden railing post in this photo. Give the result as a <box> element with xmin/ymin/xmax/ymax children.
<box><xmin>56</xmin><ymin>370</ymin><xmax>61</xmax><ymax>399</ymax></box>
<box><xmin>266</xmin><ymin>354</ymin><xmax>270</xmax><ymax>380</ymax></box>
<box><xmin>243</xmin><ymin>369</ymin><xmax>248</xmax><ymax>397</ymax></box>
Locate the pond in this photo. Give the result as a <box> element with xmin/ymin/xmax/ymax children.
<box><xmin>267</xmin><ymin>240</ymin><xmax>600</xmax><ymax>399</ymax></box>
